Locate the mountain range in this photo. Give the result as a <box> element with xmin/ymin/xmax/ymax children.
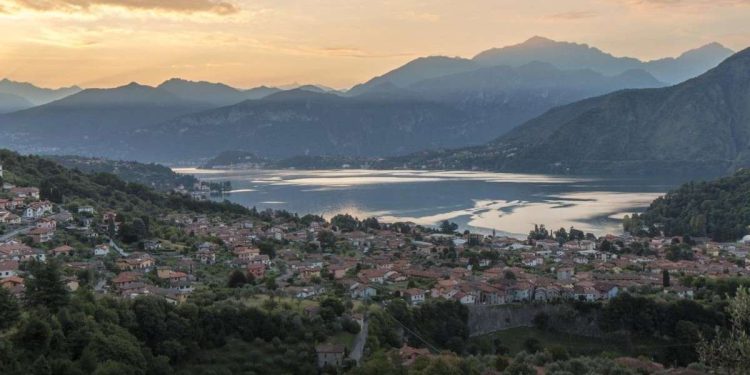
<box><xmin>350</xmin><ymin>36</ymin><xmax>733</xmax><ymax>96</ymax></box>
<box><xmin>386</xmin><ymin>46</ymin><xmax>750</xmax><ymax>177</ymax></box>
<box><xmin>0</xmin><ymin>36</ymin><xmax>737</xmax><ymax>165</ymax></box>
<box><xmin>0</xmin><ymin>79</ymin><xmax>81</xmax><ymax>112</ymax></box>
<box><xmin>90</xmin><ymin>61</ymin><xmax>665</xmax><ymax>161</ymax></box>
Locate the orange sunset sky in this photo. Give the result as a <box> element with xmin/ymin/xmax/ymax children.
<box><xmin>1</xmin><ymin>0</ymin><xmax>749</xmax><ymax>89</ymax></box>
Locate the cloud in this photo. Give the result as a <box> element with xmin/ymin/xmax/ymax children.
<box><xmin>616</xmin><ymin>0</ymin><xmax>750</xmax><ymax>7</ymax></box>
<box><xmin>5</xmin><ymin>0</ymin><xmax>239</xmax><ymax>15</ymax></box>
<box><xmin>543</xmin><ymin>11</ymin><xmax>598</xmax><ymax>20</ymax></box>
<box><xmin>397</xmin><ymin>10</ymin><xmax>441</xmax><ymax>22</ymax></box>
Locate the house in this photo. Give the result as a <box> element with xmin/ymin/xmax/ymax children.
<box><xmin>573</xmin><ymin>285</ymin><xmax>599</xmax><ymax>302</ymax></box>
<box><xmin>0</xmin><ymin>260</ymin><xmax>19</xmax><ymax>278</ymax></box>
<box><xmin>288</xmin><ymin>286</ymin><xmax>324</xmax><ymax>299</ymax></box>
<box><xmin>556</xmin><ymin>267</ymin><xmax>574</xmax><ymax>281</ymax></box>
<box><xmin>513</xmin><ymin>282</ymin><xmax>533</xmax><ymax>302</ymax></box>
<box><xmin>196</xmin><ymin>249</ymin><xmax>216</xmax><ymax>264</ymax></box>
<box><xmin>350</xmin><ymin>283</ymin><xmax>377</xmax><ymax>299</ymax></box>
<box><xmin>51</xmin><ymin>245</ymin><xmax>74</xmax><ymax>257</ymax></box>
<box><xmin>36</xmin><ymin>218</ymin><xmax>56</xmax><ymax>230</ymax></box>
<box><xmin>233</xmin><ymin>246</ymin><xmax>260</xmax><ymax>261</ymax></box>
<box><xmin>157</xmin><ymin>268</ymin><xmax>189</xmax><ymax>284</ymax></box>
<box><xmin>358</xmin><ymin>268</ymin><xmax>387</xmax><ymax>284</ymax></box>
<box><xmin>452</xmin><ymin>292</ymin><xmax>476</xmax><ymax>304</ymax></box>
<box><xmin>144</xmin><ymin>240</ymin><xmax>162</xmax><ymax>251</ymax></box>
<box><xmin>665</xmin><ymin>286</ymin><xmax>694</xmax><ymax>299</ymax></box>
<box><xmin>78</xmin><ymin>206</ymin><xmax>95</xmax><ymax>214</ymax></box>
<box><xmin>112</xmin><ymin>272</ymin><xmax>141</xmax><ymax>289</ymax></box>
<box><xmin>0</xmin><ymin>242</ymin><xmax>45</xmax><ymax>262</ymax></box>
<box><xmin>28</xmin><ymin>227</ymin><xmax>54</xmax><ymax>244</ymax></box>
<box><xmin>10</xmin><ymin>187</ymin><xmax>40</xmax><ymax>199</ymax></box>
<box><xmin>24</xmin><ymin>201</ymin><xmax>53</xmax><ymax>219</ymax></box>
<box><xmin>247</xmin><ymin>263</ymin><xmax>266</xmax><ymax>279</ymax></box>
<box><xmin>403</xmin><ymin>288</ymin><xmax>426</xmax><ymax>305</ymax></box>
<box><xmin>316</xmin><ymin>344</ymin><xmax>346</xmax><ymax>368</ymax></box>
<box><xmin>116</xmin><ymin>253</ymin><xmax>155</xmax><ymax>271</ymax></box>
<box><xmin>94</xmin><ymin>244</ymin><xmax>110</xmax><ymax>256</ymax></box>
<box><xmin>0</xmin><ymin>211</ymin><xmax>20</xmax><ymax>224</ymax></box>
<box><xmin>102</xmin><ymin>210</ymin><xmax>118</xmax><ymax>222</ymax></box>
<box><xmin>0</xmin><ymin>275</ymin><xmax>24</xmax><ymax>290</ymax></box>
<box><xmin>594</xmin><ymin>283</ymin><xmax>619</xmax><ymax>300</ymax></box>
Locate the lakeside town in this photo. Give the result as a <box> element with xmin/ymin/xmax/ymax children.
<box><xmin>2</xmin><ymin>161</ymin><xmax>749</xmax><ymax>371</ymax></box>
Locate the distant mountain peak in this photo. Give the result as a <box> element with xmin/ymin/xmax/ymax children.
<box><xmin>0</xmin><ymin>78</ymin><xmax>82</xmax><ymax>105</ymax></box>
<box><xmin>676</xmin><ymin>42</ymin><xmax>734</xmax><ymax>59</ymax></box>
<box><xmin>522</xmin><ymin>35</ymin><xmax>557</xmax><ymax>45</ymax></box>
<box><xmin>264</xmin><ymin>88</ymin><xmax>339</xmax><ymax>101</ymax></box>
<box><xmin>123</xmin><ymin>81</ymin><xmax>148</xmax><ymax>88</ymax></box>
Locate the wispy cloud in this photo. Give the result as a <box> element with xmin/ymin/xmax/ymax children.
<box><xmin>4</xmin><ymin>0</ymin><xmax>239</xmax><ymax>15</ymax></box>
<box><xmin>543</xmin><ymin>10</ymin><xmax>598</xmax><ymax>20</ymax></box>
<box><xmin>397</xmin><ymin>10</ymin><xmax>441</xmax><ymax>22</ymax></box>
<box><xmin>616</xmin><ymin>0</ymin><xmax>750</xmax><ymax>8</ymax></box>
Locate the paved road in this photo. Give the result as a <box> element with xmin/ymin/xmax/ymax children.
<box><xmin>94</xmin><ymin>278</ymin><xmax>107</xmax><ymax>292</ymax></box>
<box><xmin>349</xmin><ymin>316</ymin><xmax>369</xmax><ymax>365</ymax></box>
<box><xmin>0</xmin><ymin>225</ymin><xmax>33</xmax><ymax>242</ymax></box>
<box><xmin>108</xmin><ymin>239</ymin><xmax>129</xmax><ymax>257</ymax></box>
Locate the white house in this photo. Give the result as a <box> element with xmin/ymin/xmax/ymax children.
<box><xmin>0</xmin><ymin>260</ymin><xmax>18</xmax><ymax>278</ymax></box>
<box><xmin>403</xmin><ymin>289</ymin><xmax>426</xmax><ymax>305</ymax></box>
<box><xmin>94</xmin><ymin>244</ymin><xmax>110</xmax><ymax>256</ymax></box>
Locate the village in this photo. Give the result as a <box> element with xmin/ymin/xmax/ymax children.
<box><xmin>2</xmin><ymin>160</ymin><xmax>749</xmax><ymax>311</ymax></box>
<box><xmin>3</xmin><ymin>161</ymin><xmax>750</xmax><ymax>371</ymax></box>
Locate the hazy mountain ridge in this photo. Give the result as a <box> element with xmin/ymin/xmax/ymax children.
<box><xmin>0</xmin><ymin>78</ymin><xmax>81</xmax><ymax>106</ymax></box>
<box><xmin>0</xmin><ymin>92</ymin><xmax>33</xmax><ymax>114</ymax></box>
<box><xmin>472</xmin><ymin>36</ymin><xmax>733</xmax><ymax>84</ymax></box>
<box><xmin>158</xmin><ymin>78</ymin><xmax>286</xmax><ymax>106</ymax></box>
<box><xmin>0</xmin><ymin>37</ymin><xmax>735</xmax><ymax>164</ymax></box>
<box><xmin>0</xmin><ymin>82</ymin><xmax>217</xmax><ymax>156</ymax></box>
<box><xmin>386</xmin><ymin>47</ymin><xmax>750</xmax><ymax>177</ymax></box>
<box><xmin>117</xmin><ymin>62</ymin><xmax>668</xmax><ymax>162</ymax></box>
<box><xmin>119</xmin><ymin>89</ymin><xmax>474</xmax><ymax>161</ymax></box>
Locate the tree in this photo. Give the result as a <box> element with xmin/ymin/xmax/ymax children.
<box><xmin>527</xmin><ymin>224</ymin><xmax>549</xmax><ymax>241</ymax></box>
<box><xmin>317</xmin><ymin>230</ymin><xmax>337</xmax><ymax>250</ymax></box>
<box><xmin>24</xmin><ymin>260</ymin><xmax>69</xmax><ymax>312</ymax></box>
<box><xmin>13</xmin><ymin>316</ymin><xmax>52</xmax><ymax>354</ymax></box>
<box><xmin>439</xmin><ymin>221</ymin><xmax>458</xmax><ymax>234</ymax></box>
<box><xmin>697</xmin><ymin>286</ymin><xmax>750</xmax><ymax>372</ymax></box>
<box><xmin>554</xmin><ymin>227</ymin><xmax>568</xmax><ymax>244</ymax></box>
<box><xmin>522</xmin><ymin>338</ymin><xmax>542</xmax><ymax>354</ymax></box>
<box><xmin>227</xmin><ymin>270</ymin><xmax>248</xmax><ymax>288</ymax></box>
<box><xmin>662</xmin><ymin>270</ymin><xmax>671</xmax><ymax>287</ymax></box>
<box><xmin>0</xmin><ymin>287</ymin><xmax>20</xmax><ymax>331</ymax></box>
<box><xmin>331</xmin><ymin>214</ymin><xmax>359</xmax><ymax>232</ymax></box>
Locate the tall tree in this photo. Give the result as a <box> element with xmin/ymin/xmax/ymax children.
<box><xmin>698</xmin><ymin>287</ymin><xmax>750</xmax><ymax>372</ymax></box>
<box><xmin>0</xmin><ymin>287</ymin><xmax>20</xmax><ymax>331</ymax></box>
<box><xmin>24</xmin><ymin>260</ymin><xmax>69</xmax><ymax>312</ymax></box>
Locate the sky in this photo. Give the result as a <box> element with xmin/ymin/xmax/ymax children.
<box><xmin>0</xmin><ymin>0</ymin><xmax>749</xmax><ymax>89</ymax></box>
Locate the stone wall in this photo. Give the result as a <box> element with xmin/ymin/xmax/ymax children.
<box><xmin>467</xmin><ymin>303</ymin><xmax>603</xmax><ymax>338</ymax></box>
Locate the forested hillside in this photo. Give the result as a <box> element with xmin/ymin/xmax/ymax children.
<box><xmin>625</xmin><ymin>169</ymin><xmax>750</xmax><ymax>241</ymax></box>
<box><xmin>0</xmin><ymin>149</ymin><xmax>248</xmax><ymax>217</ymax></box>
<box><xmin>45</xmin><ymin>155</ymin><xmax>198</xmax><ymax>192</ymax></box>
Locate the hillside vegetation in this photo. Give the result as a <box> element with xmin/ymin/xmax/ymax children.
<box><xmin>625</xmin><ymin>169</ymin><xmax>750</xmax><ymax>241</ymax></box>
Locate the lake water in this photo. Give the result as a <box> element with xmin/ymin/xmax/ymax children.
<box><xmin>174</xmin><ymin>168</ymin><xmax>680</xmax><ymax>238</ymax></box>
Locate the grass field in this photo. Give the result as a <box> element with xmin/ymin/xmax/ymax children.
<box><xmin>473</xmin><ymin>327</ymin><xmax>668</xmax><ymax>357</ymax></box>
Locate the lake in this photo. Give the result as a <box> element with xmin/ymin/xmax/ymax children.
<box><xmin>174</xmin><ymin>168</ymin><xmax>680</xmax><ymax>238</ymax></box>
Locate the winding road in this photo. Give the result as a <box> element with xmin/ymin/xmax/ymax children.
<box><xmin>349</xmin><ymin>315</ymin><xmax>369</xmax><ymax>365</ymax></box>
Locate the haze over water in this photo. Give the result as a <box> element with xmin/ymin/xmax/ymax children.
<box><xmin>175</xmin><ymin>168</ymin><xmax>679</xmax><ymax>238</ymax></box>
